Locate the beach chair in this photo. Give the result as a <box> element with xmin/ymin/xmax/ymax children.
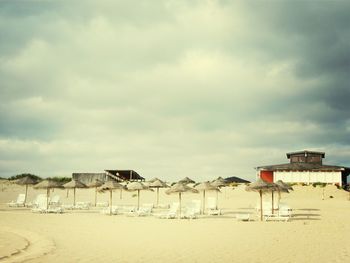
<box><xmin>49</xmin><ymin>195</ymin><xmax>61</xmax><ymax>206</ymax></box>
<box><xmin>207</xmin><ymin>197</ymin><xmax>221</xmax><ymax>215</ymax></box>
<box><xmin>101</xmin><ymin>206</ymin><xmax>119</xmax><ymax>215</ymax></box>
<box><xmin>264</xmin><ymin>208</ymin><xmax>290</xmax><ymax>222</ymax></box>
<box><xmin>96</xmin><ymin>201</ymin><xmax>109</xmax><ymax>207</ymax></box>
<box><xmin>127</xmin><ymin>204</ymin><xmax>154</xmax><ymax>217</ymax></box>
<box><xmin>32</xmin><ymin>195</ymin><xmax>64</xmax><ymax>214</ymax></box>
<box><xmin>27</xmin><ymin>194</ymin><xmax>46</xmax><ymax>208</ymax></box>
<box><xmin>155</xmin><ymin>202</ymin><xmax>179</xmax><ymax>219</ymax></box>
<box><xmin>182</xmin><ymin>200</ymin><xmax>201</xmax><ymax>219</ymax></box>
<box><xmin>75</xmin><ymin>201</ymin><xmax>91</xmax><ymax>210</ymax></box>
<box><xmin>7</xmin><ymin>194</ymin><xmax>26</xmax><ymax>207</ymax></box>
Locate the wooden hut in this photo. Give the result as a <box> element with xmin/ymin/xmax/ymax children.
<box><xmin>256</xmin><ymin>150</ymin><xmax>350</xmax><ymax>186</ymax></box>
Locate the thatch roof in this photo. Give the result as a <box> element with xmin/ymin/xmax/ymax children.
<box><xmin>34</xmin><ymin>180</ymin><xmax>61</xmax><ymax>189</ymax></box>
<box><xmin>16</xmin><ymin>176</ymin><xmax>38</xmax><ymax>185</ymax></box>
<box><xmin>178</xmin><ymin>177</ymin><xmax>195</xmax><ymax>184</ymax></box>
<box><xmin>63</xmin><ymin>180</ymin><xmax>87</xmax><ymax>189</ymax></box>
<box><xmin>166</xmin><ymin>182</ymin><xmax>198</xmax><ymax>195</ymax></box>
<box><xmin>126</xmin><ymin>182</ymin><xmax>153</xmax><ymax>191</ymax></box>
<box><xmin>149</xmin><ymin>179</ymin><xmax>168</xmax><ymax>188</ymax></box>
<box><xmin>99</xmin><ymin>181</ymin><xmax>125</xmax><ymax>191</ymax></box>
<box><xmin>195</xmin><ymin>181</ymin><xmax>219</xmax><ymax>191</ymax></box>
<box><xmin>245</xmin><ymin>178</ymin><xmax>274</xmax><ymax>192</ymax></box>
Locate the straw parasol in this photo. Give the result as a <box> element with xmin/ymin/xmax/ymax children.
<box><xmin>16</xmin><ymin>176</ymin><xmax>39</xmax><ymax>205</ymax></box>
<box><xmin>63</xmin><ymin>180</ymin><xmax>87</xmax><ymax>207</ymax></box>
<box><xmin>211</xmin><ymin>177</ymin><xmax>228</xmax><ymax>209</ymax></box>
<box><xmin>126</xmin><ymin>182</ymin><xmax>153</xmax><ymax>210</ymax></box>
<box><xmin>166</xmin><ymin>182</ymin><xmax>199</xmax><ymax>218</ymax></box>
<box><xmin>245</xmin><ymin>178</ymin><xmax>274</xmax><ymax>221</ymax></box>
<box><xmin>195</xmin><ymin>181</ymin><xmax>219</xmax><ymax>214</ymax></box>
<box><xmin>266</xmin><ymin>182</ymin><xmax>288</xmax><ymax>214</ymax></box>
<box><xmin>149</xmin><ymin>179</ymin><xmax>168</xmax><ymax>207</ymax></box>
<box><xmin>178</xmin><ymin>177</ymin><xmax>195</xmax><ymax>185</ymax></box>
<box><xmin>275</xmin><ymin>180</ymin><xmax>292</xmax><ymax>204</ymax></box>
<box><xmin>99</xmin><ymin>181</ymin><xmax>125</xmax><ymax>215</ymax></box>
<box><xmin>86</xmin><ymin>179</ymin><xmax>104</xmax><ymax>206</ymax></box>
<box><xmin>34</xmin><ymin>180</ymin><xmax>62</xmax><ymax>210</ymax></box>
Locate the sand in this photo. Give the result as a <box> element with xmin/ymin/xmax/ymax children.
<box><xmin>1</xmin><ymin>180</ymin><xmax>350</xmax><ymax>263</ymax></box>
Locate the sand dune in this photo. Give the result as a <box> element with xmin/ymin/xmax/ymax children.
<box><xmin>1</xmin><ymin>181</ymin><xmax>350</xmax><ymax>263</ymax></box>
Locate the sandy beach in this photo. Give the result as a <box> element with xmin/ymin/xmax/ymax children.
<box><xmin>1</xmin><ymin>180</ymin><xmax>350</xmax><ymax>263</ymax></box>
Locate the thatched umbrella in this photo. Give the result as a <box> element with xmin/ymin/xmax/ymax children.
<box><xmin>34</xmin><ymin>180</ymin><xmax>61</xmax><ymax>210</ymax></box>
<box><xmin>267</xmin><ymin>182</ymin><xmax>289</xmax><ymax>214</ymax></box>
<box><xmin>63</xmin><ymin>180</ymin><xmax>87</xmax><ymax>207</ymax></box>
<box><xmin>195</xmin><ymin>181</ymin><xmax>219</xmax><ymax>214</ymax></box>
<box><xmin>211</xmin><ymin>177</ymin><xmax>228</xmax><ymax>209</ymax></box>
<box><xmin>126</xmin><ymin>182</ymin><xmax>153</xmax><ymax>210</ymax></box>
<box><xmin>166</xmin><ymin>182</ymin><xmax>199</xmax><ymax>218</ymax></box>
<box><xmin>275</xmin><ymin>180</ymin><xmax>292</xmax><ymax>204</ymax></box>
<box><xmin>16</xmin><ymin>176</ymin><xmax>39</xmax><ymax>205</ymax></box>
<box><xmin>148</xmin><ymin>177</ymin><xmax>161</xmax><ymax>183</ymax></box>
<box><xmin>178</xmin><ymin>177</ymin><xmax>195</xmax><ymax>185</ymax></box>
<box><xmin>99</xmin><ymin>181</ymin><xmax>125</xmax><ymax>215</ymax></box>
<box><xmin>86</xmin><ymin>179</ymin><xmax>104</xmax><ymax>207</ymax></box>
<box><xmin>245</xmin><ymin>178</ymin><xmax>274</xmax><ymax>221</ymax></box>
<box><xmin>149</xmin><ymin>179</ymin><xmax>168</xmax><ymax>207</ymax></box>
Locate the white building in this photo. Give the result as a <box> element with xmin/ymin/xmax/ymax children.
<box><xmin>256</xmin><ymin>150</ymin><xmax>350</xmax><ymax>186</ymax></box>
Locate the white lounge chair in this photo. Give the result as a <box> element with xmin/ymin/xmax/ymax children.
<box><xmin>75</xmin><ymin>201</ymin><xmax>91</xmax><ymax>210</ymax></box>
<box><xmin>101</xmin><ymin>206</ymin><xmax>119</xmax><ymax>215</ymax></box>
<box><xmin>7</xmin><ymin>194</ymin><xmax>26</xmax><ymax>207</ymax></box>
<box><xmin>32</xmin><ymin>195</ymin><xmax>63</xmax><ymax>214</ymax></box>
<box><xmin>182</xmin><ymin>200</ymin><xmax>201</xmax><ymax>219</ymax></box>
<box><xmin>207</xmin><ymin>197</ymin><xmax>221</xmax><ymax>215</ymax></box>
<box><xmin>27</xmin><ymin>194</ymin><xmax>46</xmax><ymax>208</ymax></box>
<box><xmin>49</xmin><ymin>195</ymin><xmax>61</xmax><ymax>206</ymax></box>
<box><xmin>155</xmin><ymin>202</ymin><xmax>179</xmax><ymax>219</ymax></box>
<box><xmin>127</xmin><ymin>204</ymin><xmax>154</xmax><ymax>217</ymax></box>
<box><xmin>264</xmin><ymin>207</ymin><xmax>291</xmax><ymax>222</ymax></box>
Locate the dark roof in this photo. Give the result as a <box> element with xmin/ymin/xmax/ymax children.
<box><xmin>257</xmin><ymin>162</ymin><xmax>350</xmax><ymax>173</ymax></box>
<box><xmin>286</xmin><ymin>150</ymin><xmax>325</xmax><ymax>158</ymax></box>
<box><xmin>105</xmin><ymin>170</ymin><xmax>144</xmax><ymax>181</ymax></box>
<box><xmin>224</xmin><ymin>176</ymin><xmax>250</xmax><ymax>183</ymax></box>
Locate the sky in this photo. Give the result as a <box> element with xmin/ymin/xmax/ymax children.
<box><xmin>1</xmin><ymin>0</ymin><xmax>350</xmax><ymax>182</ymax></box>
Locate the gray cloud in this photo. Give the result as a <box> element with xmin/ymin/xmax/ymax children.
<box><xmin>0</xmin><ymin>0</ymin><xmax>350</xmax><ymax>181</ymax></box>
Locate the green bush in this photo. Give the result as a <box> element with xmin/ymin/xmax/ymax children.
<box><xmin>312</xmin><ymin>182</ymin><xmax>327</xmax><ymax>188</ymax></box>
<box><xmin>47</xmin><ymin>177</ymin><xmax>71</xmax><ymax>184</ymax></box>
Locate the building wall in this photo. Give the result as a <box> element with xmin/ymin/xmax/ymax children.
<box><xmin>72</xmin><ymin>173</ymin><xmax>107</xmax><ymax>185</ymax></box>
<box><xmin>274</xmin><ymin>171</ymin><xmax>342</xmax><ymax>186</ymax></box>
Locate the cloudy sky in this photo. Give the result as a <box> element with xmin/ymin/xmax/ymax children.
<box><xmin>1</xmin><ymin>0</ymin><xmax>350</xmax><ymax>181</ymax></box>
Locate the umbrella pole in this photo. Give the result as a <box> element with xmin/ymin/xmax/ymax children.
<box><xmin>179</xmin><ymin>192</ymin><xmax>182</xmax><ymax>219</ymax></box>
<box><xmin>74</xmin><ymin>188</ymin><xmax>76</xmax><ymax>207</ymax></box>
<box><xmin>120</xmin><ymin>189</ymin><xmax>122</xmax><ymax>199</ymax></box>
<box><xmin>216</xmin><ymin>190</ymin><xmax>218</xmax><ymax>210</ymax></box>
<box><xmin>95</xmin><ymin>187</ymin><xmax>97</xmax><ymax>207</ymax></box>
<box><xmin>157</xmin><ymin>188</ymin><xmax>159</xmax><ymax>207</ymax></box>
<box><xmin>47</xmin><ymin>188</ymin><xmax>50</xmax><ymax>211</ymax></box>
<box><xmin>25</xmin><ymin>184</ymin><xmax>28</xmax><ymax>205</ymax></box>
<box><xmin>66</xmin><ymin>189</ymin><xmax>69</xmax><ymax>198</ymax></box>
<box><xmin>137</xmin><ymin>190</ymin><xmax>140</xmax><ymax>210</ymax></box>
<box><xmin>260</xmin><ymin>190</ymin><xmax>263</xmax><ymax>221</ymax></box>
<box><xmin>272</xmin><ymin>191</ymin><xmax>274</xmax><ymax>214</ymax></box>
<box><xmin>110</xmin><ymin>190</ymin><xmax>112</xmax><ymax>215</ymax></box>
<box><xmin>202</xmin><ymin>191</ymin><xmax>205</xmax><ymax>214</ymax></box>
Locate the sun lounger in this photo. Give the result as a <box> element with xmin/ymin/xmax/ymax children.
<box><xmin>207</xmin><ymin>197</ymin><xmax>221</xmax><ymax>215</ymax></box>
<box><xmin>264</xmin><ymin>207</ymin><xmax>291</xmax><ymax>222</ymax></box>
<box><xmin>75</xmin><ymin>201</ymin><xmax>91</xmax><ymax>210</ymax></box>
<box><xmin>155</xmin><ymin>202</ymin><xmax>179</xmax><ymax>219</ymax></box>
<box><xmin>49</xmin><ymin>195</ymin><xmax>61</xmax><ymax>205</ymax></box>
<box><xmin>96</xmin><ymin>201</ymin><xmax>109</xmax><ymax>207</ymax></box>
<box><xmin>7</xmin><ymin>194</ymin><xmax>26</xmax><ymax>207</ymax></box>
<box><xmin>127</xmin><ymin>204</ymin><xmax>154</xmax><ymax>217</ymax></box>
<box><xmin>27</xmin><ymin>194</ymin><xmax>46</xmax><ymax>208</ymax></box>
<box><xmin>32</xmin><ymin>195</ymin><xmax>64</xmax><ymax>214</ymax></box>
<box><xmin>100</xmin><ymin>206</ymin><xmax>119</xmax><ymax>215</ymax></box>
<box><xmin>182</xmin><ymin>200</ymin><xmax>201</xmax><ymax>219</ymax></box>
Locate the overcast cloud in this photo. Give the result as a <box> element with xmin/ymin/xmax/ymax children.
<box><xmin>1</xmin><ymin>0</ymin><xmax>350</xmax><ymax>181</ymax></box>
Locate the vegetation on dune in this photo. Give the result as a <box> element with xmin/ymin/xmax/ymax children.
<box><xmin>46</xmin><ymin>177</ymin><xmax>71</xmax><ymax>184</ymax></box>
